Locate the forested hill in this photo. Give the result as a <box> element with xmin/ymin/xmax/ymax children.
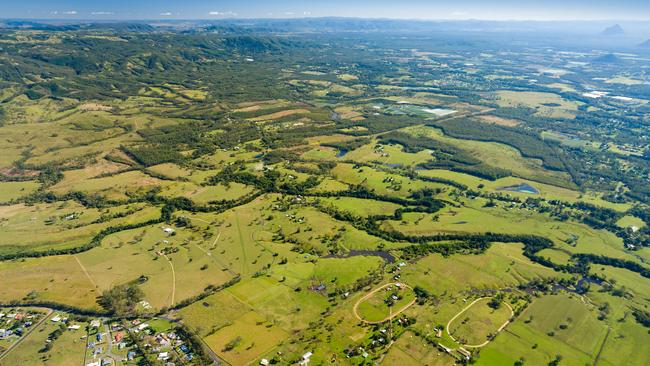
<box><xmin>0</xmin><ymin>28</ymin><xmax>303</xmax><ymax>100</ymax></box>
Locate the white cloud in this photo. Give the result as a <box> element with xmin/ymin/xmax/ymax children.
<box><xmin>91</xmin><ymin>11</ymin><xmax>114</xmax><ymax>15</ymax></box>
<box><xmin>50</xmin><ymin>10</ymin><xmax>78</xmax><ymax>15</ymax></box>
<box><xmin>160</xmin><ymin>12</ymin><xmax>172</xmax><ymax>16</ymax></box>
<box><xmin>303</xmin><ymin>11</ymin><xmax>312</xmax><ymax>16</ymax></box>
<box><xmin>284</xmin><ymin>12</ymin><xmax>295</xmax><ymax>16</ymax></box>
<box><xmin>451</xmin><ymin>11</ymin><xmax>469</xmax><ymax>17</ymax></box>
<box><xmin>208</xmin><ymin>11</ymin><xmax>237</xmax><ymax>17</ymax></box>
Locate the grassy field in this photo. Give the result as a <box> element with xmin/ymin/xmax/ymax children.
<box><xmin>381</xmin><ymin>331</ymin><xmax>457</xmax><ymax>365</ymax></box>
<box><xmin>331</xmin><ymin>163</ymin><xmax>448</xmax><ymax>198</ymax></box>
<box><xmin>447</xmin><ymin>297</ymin><xmax>512</xmax><ymax>346</ymax></box>
<box><xmin>0</xmin><ymin>201</ymin><xmax>161</xmax><ymax>256</ymax></box>
<box><xmin>476</xmin><ymin>293</ymin><xmax>609</xmax><ymax>366</ymax></box>
<box><xmin>404</xmin><ymin>126</ymin><xmax>575</xmax><ymax>188</ymax></box>
<box><xmin>318</xmin><ymin>197</ymin><xmax>401</xmax><ymax>217</ymax></box>
<box><xmin>159</xmin><ymin>181</ymin><xmax>254</xmax><ymax>203</ymax></box>
<box><xmin>400</xmin><ymin>243</ymin><xmax>563</xmax><ymax>296</ymax></box>
<box><xmin>356</xmin><ymin>283</ymin><xmax>416</xmax><ymax>323</ymax></box>
<box><xmin>203</xmin><ymin>310</ymin><xmax>289</xmax><ymax>365</ymax></box>
<box><xmin>494</xmin><ymin>91</ymin><xmax>581</xmax><ymax>119</ymax></box>
<box><xmin>0</xmin><ymin>181</ymin><xmax>40</xmax><ymax>203</ymax></box>
<box><xmin>418</xmin><ymin>169</ymin><xmax>630</xmax><ymax>211</ymax></box>
<box><xmin>382</xmin><ymin>196</ymin><xmax>639</xmax><ymax>265</ymax></box>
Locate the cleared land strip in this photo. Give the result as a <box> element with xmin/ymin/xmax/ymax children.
<box><xmin>162</xmin><ymin>253</ymin><xmax>176</xmax><ymax>307</ymax></box>
<box><xmin>74</xmin><ymin>255</ymin><xmax>98</xmax><ymax>288</ymax></box>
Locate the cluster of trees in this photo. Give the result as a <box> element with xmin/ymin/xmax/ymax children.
<box><xmin>321</xmin><ymin>137</ymin><xmax>371</xmax><ymax>153</ymax></box>
<box><xmin>379</xmin><ymin>131</ymin><xmax>510</xmax><ymax>181</ymax></box>
<box><xmin>123</xmin><ymin>145</ymin><xmax>186</xmax><ymax>167</ymax></box>
<box><xmin>98</xmin><ymin>283</ymin><xmax>144</xmax><ymax>317</ymax></box>
<box><xmin>427</xmin><ymin>117</ymin><xmax>566</xmax><ymax>171</ymax></box>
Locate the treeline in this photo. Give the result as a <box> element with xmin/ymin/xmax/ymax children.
<box><xmin>0</xmin><ymin>300</ymin><xmax>110</xmax><ymax>317</ymax></box>
<box><xmin>573</xmin><ymin>254</ymin><xmax>650</xmax><ymax>279</ymax></box>
<box><xmin>0</xmin><ymin>216</ymin><xmax>164</xmax><ymax>260</ymax></box>
<box><xmin>344</xmin><ymin>115</ymin><xmax>424</xmax><ymax>135</ymax></box>
<box><xmin>208</xmin><ymin>164</ymin><xmax>320</xmax><ymax>195</ymax></box>
<box><xmin>122</xmin><ymin>145</ymin><xmax>186</xmax><ymax>167</ymax></box>
<box><xmin>428</xmin><ymin>118</ymin><xmax>566</xmax><ymax>172</ymax></box>
<box><xmin>321</xmin><ymin>137</ymin><xmax>371</xmax><ymax>153</ymax></box>
<box><xmin>378</xmin><ymin>131</ymin><xmax>510</xmax><ymax>180</ymax></box>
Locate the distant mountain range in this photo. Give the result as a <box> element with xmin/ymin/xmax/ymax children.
<box><xmin>592</xmin><ymin>53</ymin><xmax>624</xmax><ymax>64</ymax></box>
<box><xmin>601</xmin><ymin>24</ymin><xmax>625</xmax><ymax>36</ymax></box>
<box><xmin>640</xmin><ymin>39</ymin><xmax>650</xmax><ymax>47</ymax></box>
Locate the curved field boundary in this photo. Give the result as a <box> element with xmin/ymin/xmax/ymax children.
<box><xmin>446</xmin><ymin>297</ymin><xmax>514</xmax><ymax>348</ymax></box>
<box><xmin>353</xmin><ymin>282</ymin><xmax>416</xmax><ymax>324</ymax></box>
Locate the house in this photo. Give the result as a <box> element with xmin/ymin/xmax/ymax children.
<box><xmin>86</xmin><ymin>362</ymin><xmax>101</xmax><ymax>366</ymax></box>
<box><xmin>101</xmin><ymin>359</ymin><xmax>113</xmax><ymax>366</ymax></box>
<box><xmin>90</xmin><ymin>319</ymin><xmax>101</xmax><ymax>328</ymax></box>
<box><xmin>458</xmin><ymin>347</ymin><xmax>471</xmax><ymax>360</ymax></box>
<box><xmin>114</xmin><ymin>332</ymin><xmax>125</xmax><ymax>342</ymax></box>
<box><xmin>68</xmin><ymin>324</ymin><xmax>81</xmax><ymax>330</ymax></box>
<box><xmin>51</xmin><ymin>315</ymin><xmax>61</xmax><ymax>322</ymax></box>
<box><xmin>260</xmin><ymin>359</ymin><xmax>270</xmax><ymax>366</ymax></box>
<box><xmin>138</xmin><ymin>323</ymin><xmax>149</xmax><ymax>331</ymax></box>
<box><xmin>302</xmin><ymin>352</ymin><xmax>313</xmax><ymax>360</ymax></box>
<box><xmin>158</xmin><ymin>352</ymin><xmax>169</xmax><ymax>360</ymax></box>
<box><xmin>97</xmin><ymin>333</ymin><xmax>104</xmax><ymax>342</ymax></box>
<box><xmin>439</xmin><ymin>344</ymin><xmax>452</xmax><ymax>354</ymax></box>
<box><xmin>0</xmin><ymin>329</ymin><xmax>6</xmax><ymax>339</ymax></box>
<box><xmin>162</xmin><ymin>227</ymin><xmax>175</xmax><ymax>234</ymax></box>
<box><xmin>127</xmin><ymin>351</ymin><xmax>136</xmax><ymax>361</ymax></box>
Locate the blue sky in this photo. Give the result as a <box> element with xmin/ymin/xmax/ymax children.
<box><xmin>4</xmin><ymin>0</ymin><xmax>650</xmax><ymax>21</ymax></box>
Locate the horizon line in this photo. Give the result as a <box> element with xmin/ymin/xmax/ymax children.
<box><xmin>2</xmin><ymin>16</ymin><xmax>650</xmax><ymax>23</ymax></box>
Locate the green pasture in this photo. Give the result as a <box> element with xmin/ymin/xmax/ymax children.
<box><xmin>447</xmin><ymin>297</ymin><xmax>512</xmax><ymax>346</ymax></box>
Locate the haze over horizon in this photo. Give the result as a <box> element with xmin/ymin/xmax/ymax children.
<box><xmin>3</xmin><ymin>0</ymin><xmax>650</xmax><ymax>21</ymax></box>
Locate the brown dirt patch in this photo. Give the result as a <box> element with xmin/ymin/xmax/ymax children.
<box><xmin>478</xmin><ymin>115</ymin><xmax>521</xmax><ymax>127</ymax></box>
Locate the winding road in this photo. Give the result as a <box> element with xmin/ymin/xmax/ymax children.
<box><xmin>446</xmin><ymin>297</ymin><xmax>514</xmax><ymax>348</ymax></box>
<box><xmin>353</xmin><ymin>282</ymin><xmax>417</xmax><ymax>324</ymax></box>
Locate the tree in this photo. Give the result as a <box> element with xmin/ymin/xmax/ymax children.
<box><xmin>98</xmin><ymin>283</ymin><xmax>144</xmax><ymax>317</ymax></box>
